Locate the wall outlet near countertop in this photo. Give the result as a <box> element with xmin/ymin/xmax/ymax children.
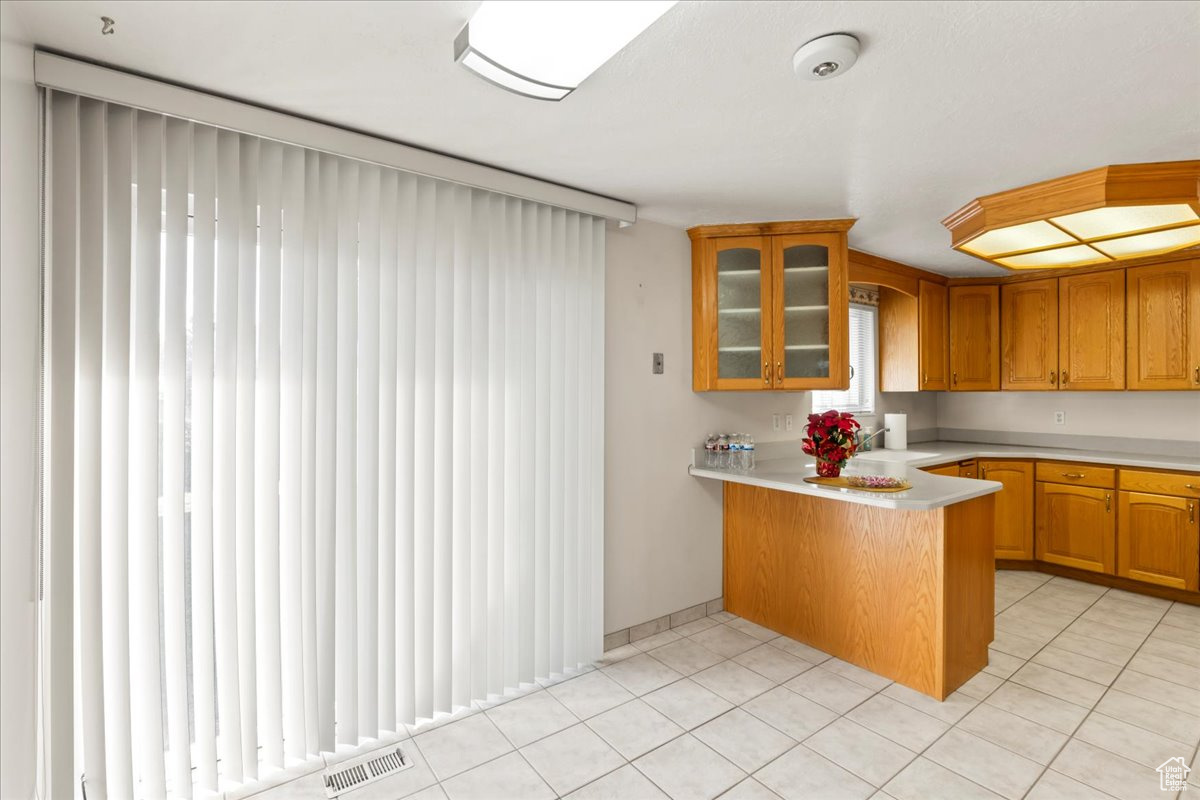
<box><xmin>1054</xmin><ymin>411</ymin><xmax>1066</xmax><ymax>425</ymax></box>
<box><xmin>785</xmin><ymin>414</ymin><xmax>794</xmax><ymax>432</ymax></box>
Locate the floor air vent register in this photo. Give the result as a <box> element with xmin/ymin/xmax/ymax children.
<box><xmin>323</xmin><ymin>745</ymin><xmax>413</xmax><ymax>797</ymax></box>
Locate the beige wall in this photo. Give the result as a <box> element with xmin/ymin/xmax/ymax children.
<box><xmin>936</xmin><ymin>391</ymin><xmax>1200</xmax><ymax>441</ymax></box>
<box><xmin>602</xmin><ymin>219</ymin><xmax>936</xmax><ymax>633</ymax></box>
<box><xmin>1</xmin><ymin>4</ymin><xmax>41</xmax><ymax>798</ymax></box>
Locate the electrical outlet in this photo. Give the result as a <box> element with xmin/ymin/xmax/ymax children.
<box><xmin>772</xmin><ymin>413</ymin><xmax>781</xmax><ymax>432</ymax></box>
<box><xmin>1054</xmin><ymin>411</ymin><xmax>1066</xmax><ymax>425</ymax></box>
<box><xmin>785</xmin><ymin>414</ymin><xmax>794</xmax><ymax>432</ymax></box>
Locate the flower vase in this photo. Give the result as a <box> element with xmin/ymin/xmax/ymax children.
<box><xmin>816</xmin><ymin>458</ymin><xmax>844</xmax><ymax>478</ymax></box>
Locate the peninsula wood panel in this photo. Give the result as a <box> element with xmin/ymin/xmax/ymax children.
<box><xmin>722</xmin><ymin>483</ymin><xmax>994</xmax><ymax>699</ymax></box>
<box><xmin>1117</xmin><ymin>491</ymin><xmax>1200</xmax><ymax>591</ymax></box>
<box><xmin>1059</xmin><ymin>269</ymin><xmax>1125</xmax><ymax>390</ymax></box>
<box><xmin>980</xmin><ymin>460</ymin><xmax>1035</xmax><ymax>560</ymax></box>
<box><xmin>918</xmin><ymin>280</ymin><xmax>950</xmax><ymax>391</ymax></box>
<box><xmin>1126</xmin><ymin>259</ymin><xmax>1200</xmax><ymax>390</ymax></box>
<box><xmin>1001</xmin><ymin>278</ymin><xmax>1059</xmax><ymax>390</ymax></box>
<box><xmin>949</xmin><ymin>285</ymin><xmax>1000</xmax><ymax>390</ymax></box>
<box><xmin>1035</xmin><ymin>482</ymin><xmax>1115</xmax><ymax>574</ymax></box>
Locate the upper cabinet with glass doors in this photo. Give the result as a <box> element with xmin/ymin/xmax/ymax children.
<box><xmin>690</xmin><ymin>219</ymin><xmax>853</xmax><ymax>391</ymax></box>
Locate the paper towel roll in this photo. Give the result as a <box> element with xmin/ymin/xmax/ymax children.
<box><xmin>884</xmin><ymin>413</ymin><xmax>907</xmax><ymax>450</ymax></box>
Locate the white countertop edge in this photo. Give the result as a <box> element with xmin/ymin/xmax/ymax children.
<box><xmin>894</xmin><ymin>446</ymin><xmax>1200</xmax><ymax>472</ymax></box>
<box><xmin>688</xmin><ymin>465</ymin><xmax>1003</xmax><ymax>511</ymax></box>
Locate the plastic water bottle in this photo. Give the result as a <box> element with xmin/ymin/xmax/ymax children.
<box><xmin>717</xmin><ymin>434</ymin><xmax>730</xmax><ymax>468</ymax></box>
<box><xmin>704</xmin><ymin>434</ymin><xmax>718</xmax><ymax>467</ymax></box>
<box><xmin>745</xmin><ymin>435</ymin><xmax>756</xmax><ymax>470</ymax></box>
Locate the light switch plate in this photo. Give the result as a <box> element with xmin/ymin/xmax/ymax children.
<box><xmin>652</xmin><ymin>352</ymin><xmax>664</xmax><ymax>374</ymax></box>
<box><xmin>785</xmin><ymin>414</ymin><xmax>794</xmax><ymax>431</ymax></box>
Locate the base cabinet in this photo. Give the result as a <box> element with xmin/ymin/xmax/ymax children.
<box><xmin>1117</xmin><ymin>492</ymin><xmax>1200</xmax><ymax>591</ymax></box>
<box><xmin>1035</xmin><ymin>482</ymin><xmax>1115</xmax><ymax>574</ymax></box>
<box><xmin>981</xmin><ymin>461</ymin><xmax>1034</xmax><ymax>560</ymax></box>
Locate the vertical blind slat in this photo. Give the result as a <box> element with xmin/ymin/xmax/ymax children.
<box><xmin>279</xmin><ymin>144</ymin><xmax>307</xmax><ymax>762</ymax></box>
<box><xmin>256</xmin><ymin>139</ymin><xmax>285</xmax><ymax>770</ymax></box>
<box><xmin>357</xmin><ymin>164</ymin><xmax>381</xmax><ymax>741</ymax></box>
<box><xmin>376</xmin><ymin>170</ymin><xmax>399</xmax><ymax>735</ymax></box>
<box><xmin>334</xmin><ymin>159</ymin><xmax>360</xmax><ymax>745</ymax></box>
<box><xmin>190</xmin><ymin>123</ymin><xmax>220</xmax><ymax>792</ymax></box>
<box><xmin>450</xmin><ymin>186</ymin><xmax>472</xmax><ymax>709</ymax></box>
<box><xmin>130</xmin><ymin>110</ymin><xmax>167</xmax><ymax>798</ymax></box>
<box><xmin>213</xmin><ymin>128</ymin><xmax>245</xmax><ymax>783</ymax></box>
<box><xmin>162</xmin><ymin>115</ymin><xmax>193</xmax><ymax>799</ymax></box>
<box><xmin>75</xmin><ymin>96</ymin><xmax>108</xmax><ymax>798</ymax></box>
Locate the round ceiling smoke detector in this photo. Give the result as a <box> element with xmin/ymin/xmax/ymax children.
<box><xmin>793</xmin><ymin>33</ymin><xmax>860</xmax><ymax>80</ymax></box>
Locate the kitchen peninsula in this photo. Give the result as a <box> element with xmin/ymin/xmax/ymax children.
<box><xmin>690</xmin><ymin>449</ymin><xmax>1002</xmax><ymax>700</ymax></box>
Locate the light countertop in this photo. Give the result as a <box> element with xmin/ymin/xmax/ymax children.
<box><xmin>688</xmin><ymin>439</ymin><xmax>1200</xmax><ymax>512</ymax></box>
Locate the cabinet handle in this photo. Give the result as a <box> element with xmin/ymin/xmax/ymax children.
<box><xmin>922</xmin><ymin>372</ymin><xmax>928</xmax><ymax>385</ymax></box>
<box><xmin>952</xmin><ymin>372</ymin><xmax>958</xmax><ymax>386</ymax></box>
<box><xmin>1061</xmin><ymin>472</ymin><xmax>1085</xmax><ymax>479</ymax></box>
<box><xmin>1194</xmin><ymin>366</ymin><xmax>1199</xmax><ymax>384</ymax></box>
<box><xmin>1061</xmin><ymin>371</ymin><xmax>1068</xmax><ymax>385</ymax></box>
<box><xmin>1190</xmin><ymin>503</ymin><xmax>1196</xmax><ymax>525</ymax></box>
<box><xmin>1186</xmin><ymin>484</ymin><xmax>1198</xmax><ymax>491</ymax></box>
<box><xmin>1050</xmin><ymin>371</ymin><xmax>1057</xmax><ymax>386</ymax></box>
<box><xmin>980</xmin><ymin>467</ymin><xmax>986</xmax><ymax>479</ymax></box>
<box><xmin>776</xmin><ymin>361</ymin><xmax>783</xmax><ymax>384</ymax></box>
<box><xmin>764</xmin><ymin>361</ymin><xmax>770</xmax><ymax>386</ymax></box>
<box><xmin>1105</xmin><ymin>493</ymin><xmax>1111</xmax><ymax>513</ymax></box>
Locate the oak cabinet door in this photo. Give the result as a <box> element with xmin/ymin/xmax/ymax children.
<box><xmin>772</xmin><ymin>233</ymin><xmax>849</xmax><ymax>390</ymax></box>
<box><xmin>1035</xmin><ymin>482</ymin><xmax>1115</xmax><ymax>574</ymax></box>
<box><xmin>918</xmin><ymin>281</ymin><xmax>949</xmax><ymax>391</ymax></box>
<box><xmin>924</xmin><ymin>464</ymin><xmax>960</xmax><ymax>477</ymax></box>
<box><xmin>1059</xmin><ymin>270</ymin><xmax>1125</xmax><ymax>390</ymax></box>
<box><xmin>949</xmin><ymin>285</ymin><xmax>1000</xmax><ymax>391</ymax></box>
<box><xmin>1001</xmin><ymin>279</ymin><xmax>1058</xmax><ymax>390</ymax></box>
<box><xmin>981</xmin><ymin>461</ymin><xmax>1034</xmax><ymax>560</ymax></box>
<box><xmin>1126</xmin><ymin>259</ymin><xmax>1200</xmax><ymax>390</ymax></box>
<box><xmin>1117</xmin><ymin>491</ymin><xmax>1199</xmax><ymax>591</ymax></box>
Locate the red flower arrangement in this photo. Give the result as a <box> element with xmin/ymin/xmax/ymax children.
<box><xmin>802</xmin><ymin>410</ymin><xmax>861</xmax><ymax>478</ymax></box>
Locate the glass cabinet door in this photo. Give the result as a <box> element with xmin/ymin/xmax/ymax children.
<box><xmin>773</xmin><ymin>233</ymin><xmax>848</xmax><ymax>388</ymax></box>
<box><xmin>714</xmin><ymin>237</ymin><xmax>771</xmax><ymax>386</ymax></box>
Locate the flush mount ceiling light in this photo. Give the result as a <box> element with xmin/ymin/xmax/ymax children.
<box><xmin>792</xmin><ymin>33</ymin><xmax>860</xmax><ymax>81</ymax></box>
<box><xmin>943</xmin><ymin>161</ymin><xmax>1200</xmax><ymax>270</ymax></box>
<box><xmin>454</xmin><ymin>0</ymin><xmax>676</xmax><ymax>101</ymax></box>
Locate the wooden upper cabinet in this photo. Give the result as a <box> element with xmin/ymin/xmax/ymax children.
<box><xmin>772</xmin><ymin>233</ymin><xmax>849</xmax><ymax>390</ymax></box>
<box><xmin>690</xmin><ymin>220</ymin><xmax>852</xmax><ymax>391</ymax></box>
<box><xmin>918</xmin><ymin>281</ymin><xmax>950</xmax><ymax>391</ymax></box>
<box><xmin>1117</xmin><ymin>491</ymin><xmax>1199</xmax><ymax>591</ymax></box>
<box><xmin>1035</xmin><ymin>482</ymin><xmax>1115</xmax><ymax>574</ymax></box>
<box><xmin>1059</xmin><ymin>270</ymin><xmax>1125</xmax><ymax>390</ymax></box>
<box><xmin>1001</xmin><ymin>279</ymin><xmax>1058</xmax><ymax>390</ymax></box>
<box><xmin>949</xmin><ymin>285</ymin><xmax>1000</xmax><ymax>391</ymax></box>
<box><xmin>981</xmin><ymin>461</ymin><xmax>1034</xmax><ymax>560</ymax></box>
<box><xmin>1126</xmin><ymin>259</ymin><xmax>1200</xmax><ymax>390</ymax></box>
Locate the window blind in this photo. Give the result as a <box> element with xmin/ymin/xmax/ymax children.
<box><xmin>44</xmin><ymin>91</ymin><xmax>605</xmax><ymax>799</ymax></box>
<box><xmin>811</xmin><ymin>303</ymin><xmax>877</xmax><ymax>414</ymax></box>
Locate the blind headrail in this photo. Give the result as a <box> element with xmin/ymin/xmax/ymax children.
<box><xmin>33</xmin><ymin>50</ymin><xmax>638</xmax><ymax>225</ymax></box>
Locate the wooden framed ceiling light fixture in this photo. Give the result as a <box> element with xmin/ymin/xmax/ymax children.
<box><xmin>943</xmin><ymin>160</ymin><xmax>1200</xmax><ymax>270</ymax></box>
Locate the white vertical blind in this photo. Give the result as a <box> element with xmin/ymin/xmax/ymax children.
<box><xmin>48</xmin><ymin>91</ymin><xmax>605</xmax><ymax>799</ymax></box>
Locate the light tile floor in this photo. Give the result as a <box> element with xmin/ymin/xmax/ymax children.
<box><xmin>259</xmin><ymin>572</ymin><xmax>1200</xmax><ymax>800</ymax></box>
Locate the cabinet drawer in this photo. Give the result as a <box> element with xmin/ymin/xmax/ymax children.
<box><xmin>1118</xmin><ymin>469</ymin><xmax>1200</xmax><ymax>498</ymax></box>
<box><xmin>1036</xmin><ymin>462</ymin><xmax>1115</xmax><ymax>489</ymax></box>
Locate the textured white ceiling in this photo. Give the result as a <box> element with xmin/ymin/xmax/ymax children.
<box><xmin>10</xmin><ymin>0</ymin><xmax>1200</xmax><ymax>276</ymax></box>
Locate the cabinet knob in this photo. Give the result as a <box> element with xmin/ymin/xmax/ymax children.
<box><xmin>1050</xmin><ymin>371</ymin><xmax>1057</xmax><ymax>386</ymax></box>
<box><xmin>1061</xmin><ymin>371</ymin><xmax>1068</xmax><ymax>385</ymax></box>
<box><xmin>764</xmin><ymin>362</ymin><xmax>770</xmax><ymax>386</ymax></box>
<box><xmin>952</xmin><ymin>372</ymin><xmax>958</xmax><ymax>386</ymax></box>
